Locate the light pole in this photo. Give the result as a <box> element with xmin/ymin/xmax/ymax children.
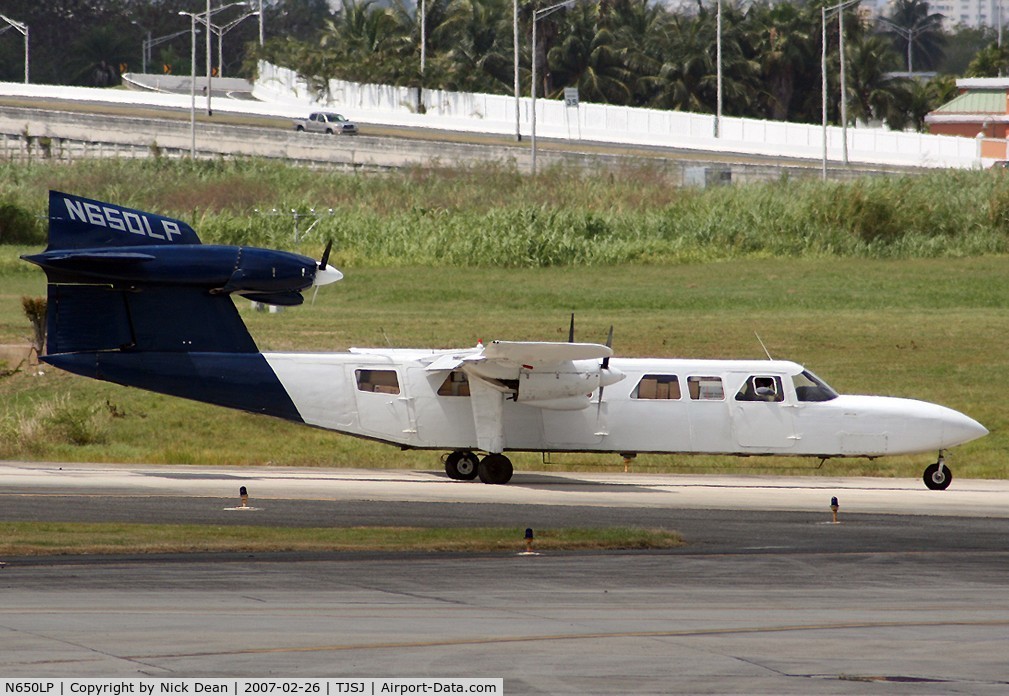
<box><xmin>514</xmin><ymin>0</ymin><xmax>521</xmax><ymax>141</ymax></box>
<box><xmin>878</xmin><ymin>17</ymin><xmax>928</xmax><ymax>74</ymax></box>
<box><xmin>143</xmin><ymin>28</ymin><xmax>197</xmax><ymax>76</ymax></box>
<box><xmin>179</xmin><ymin>11</ymin><xmax>198</xmax><ymax>158</ymax></box>
<box><xmin>821</xmin><ymin>0</ymin><xmax>860</xmax><ymax>180</ymax></box>
<box><xmin>131</xmin><ymin>21</ymin><xmax>152</xmax><ymax>74</ymax></box>
<box><xmin>198</xmin><ymin>1</ymin><xmax>250</xmax><ymax>116</ymax></box>
<box><xmin>258</xmin><ymin>0</ymin><xmax>264</xmax><ymax>46</ymax></box>
<box><xmin>531</xmin><ymin>0</ymin><xmax>574</xmax><ymax>175</ymax></box>
<box><xmin>0</xmin><ymin>14</ymin><xmax>29</xmax><ymax>84</ymax></box>
<box><xmin>715</xmin><ymin>0</ymin><xmax>722</xmax><ymax>137</ymax></box>
<box><xmin>210</xmin><ymin>11</ymin><xmax>259</xmax><ymax>77</ymax></box>
<box><xmin>418</xmin><ymin>0</ymin><xmax>426</xmax><ymax>112</ymax></box>
<box><xmin>420</xmin><ymin>0</ymin><xmax>426</xmax><ymax>77</ymax></box>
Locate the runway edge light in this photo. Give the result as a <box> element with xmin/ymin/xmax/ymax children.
<box><xmin>830</xmin><ymin>496</ymin><xmax>839</xmax><ymax>524</ymax></box>
<box><xmin>240</xmin><ymin>486</ymin><xmax>249</xmax><ymax>508</ymax></box>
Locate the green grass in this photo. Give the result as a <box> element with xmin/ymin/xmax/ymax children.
<box><xmin>0</xmin><ymin>253</ymin><xmax>1005</xmax><ymax>480</ymax></box>
<box><xmin>0</xmin><ymin>161</ymin><xmax>1007</xmax><ymax>481</ymax></box>
<box><xmin>0</xmin><ymin>522</ymin><xmax>683</xmax><ymax>556</ymax></box>
<box><xmin>5</xmin><ymin>160</ymin><xmax>1009</xmax><ymax>265</ymax></box>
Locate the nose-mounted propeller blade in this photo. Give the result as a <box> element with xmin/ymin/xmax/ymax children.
<box><xmin>312</xmin><ymin>240</ymin><xmax>343</xmax><ymax>304</ymax></box>
<box><xmin>597</xmin><ymin>324</ymin><xmax>614</xmax><ymax>416</ymax></box>
<box><xmin>315</xmin><ymin>240</ymin><xmax>343</xmax><ymax>286</ymax></box>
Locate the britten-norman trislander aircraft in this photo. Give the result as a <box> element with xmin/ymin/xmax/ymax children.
<box><xmin>24</xmin><ymin>192</ymin><xmax>988</xmax><ymax>489</ymax></box>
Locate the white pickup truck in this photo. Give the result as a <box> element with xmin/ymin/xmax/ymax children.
<box><xmin>293</xmin><ymin>112</ymin><xmax>359</xmax><ymax>135</ymax></box>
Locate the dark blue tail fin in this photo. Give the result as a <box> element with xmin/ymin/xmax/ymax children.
<box><xmin>47</xmin><ymin>191</ymin><xmax>201</xmax><ymax>251</ymax></box>
<box><xmin>34</xmin><ymin>192</ymin><xmax>255</xmax><ymax>356</ymax></box>
<box><xmin>26</xmin><ymin>192</ymin><xmax>302</xmax><ymax>422</ymax></box>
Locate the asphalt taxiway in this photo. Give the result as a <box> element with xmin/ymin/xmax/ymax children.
<box><xmin>2</xmin><ymin>462</ymin><xmax>1009</xmax><ymax>694</ymax></box>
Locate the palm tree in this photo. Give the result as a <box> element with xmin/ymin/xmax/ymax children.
<box><xmin>844</xmin><ymin>33</ymin><xmax>911</xmax><ymax>128</ymax></box>
<box><xmin>881</xmin><ymin>0</ymin><xmax>945</xmax><ymax>72</ymax></box>
<box><xmin>965</xmin><ymin>42</ymin><xmax>1009</xmax><ymax>77</ymax></box>
<box><xmin>601</xmin><ymin>0</ymin><xmax>673</xmax><ymax>104</ymax></box>
<box><xmin>548</xmin><ymin>2</ymin><xmax>636</xmax><ymax>103</ymax></box>
<box><xmin>432</xmin><ymin>0</ymin><xmax>512</xmax><ymax>92</ymax></box>
<box><xmin>643</xmin><ymin>3</ymin><xmax>757</xmax><ymax>116</ymax></box>
<box><xmin>746</xmin><ymin>2</ymin><xmax>816</xmax><ymax>121</ymax></box>
<box><xmin>319</xmin><ymin>0</ymin><xmax>414</xmax><ymax>85</ymax></box>
<box><xmin>642</xmin><ymin>13</ymin><xmax>715</xmax><ymax>112</ymax></box>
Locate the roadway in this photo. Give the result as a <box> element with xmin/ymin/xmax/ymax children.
<box><xmin>2</xmin><ymin>462</ymin><xmax>1009</xmax><ymax>692</ymax></box>
<box><xmin>0</xmin><ymin>95</ymin><xmax>918</xmax><ymax>180</ymax></box>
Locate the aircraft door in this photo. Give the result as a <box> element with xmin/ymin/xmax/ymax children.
<box><xmin>349</xmin><ymin>366</ymin><xmax>414</xmax><ymax>442</ymax></box>
<box><xmin>408</xmin><ymin>367</ymin><xmax>476</xmax><ymax>448</ymax></box>
<box><xmin>731</xmin><ymin>374</ymin><xmax>797</xmax><ymax>449</ymax></box>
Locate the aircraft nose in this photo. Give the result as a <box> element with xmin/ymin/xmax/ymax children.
<box><xmin>941</xmin><ymin>409</ymin><xmax>988</xmax><ymax>448</ymax></box>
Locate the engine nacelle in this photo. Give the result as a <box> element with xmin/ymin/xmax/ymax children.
<box><xmin>516</xmin><ymin>369</ymin><xmax>601</xmax><ymax>404</ymax></box>
<box><xmin>513</xmin><ymin>361</ymin><xmax>625</xmax><ymax>410</ymax></box>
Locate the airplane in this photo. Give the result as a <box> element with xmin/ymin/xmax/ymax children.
<box><xmin>23</xmin><ymin>191</ymin><xmax>988</xmax><ymax>490</ymax></box>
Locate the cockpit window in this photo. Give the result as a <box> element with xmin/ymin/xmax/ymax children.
<box><xmin>792</xmin><ymin>370</ymin><xmax>838</xmax><ymax>402</ymax></box>
<box><xmin>735</xmin><ymin>375</ymin><xmax>784</xmax><ymax>402</ymax></box>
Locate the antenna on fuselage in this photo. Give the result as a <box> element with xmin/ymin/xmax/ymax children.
<box><xmin>754</xmin><ymin>332</ymin><xmax>773</xmax><ymax>361</ymax></box>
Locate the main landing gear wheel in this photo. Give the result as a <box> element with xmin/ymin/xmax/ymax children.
<box><xmin>445</xmin><ymin>450</ymin><xmax>480</xmax><ymax>480</ymax></box>
<box><xmin>923</xmin><ymin>455</ymin><xmax>952</xmax><ymax>491</ymax></box>
<box><xmin>478</xmin><ymin>453</ymin><xmax>513</xmax><ymax>485</ymax></box>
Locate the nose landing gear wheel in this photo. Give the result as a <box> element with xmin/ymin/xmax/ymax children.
<box><xmin>923</xmin><ymin>460</ymin><xmax>952</xmax><ymax>490</ymax></box>
<box><xmin>478</xmin><ymin>453</ymin><xmax>513</xmax><ymax>485</ymax></box>
<box><xmin>444</xmin><ymin>450</ymin><xmax>480</xmax><ymax>480</ymax></box>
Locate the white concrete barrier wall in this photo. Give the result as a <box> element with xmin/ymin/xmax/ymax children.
<box><xmin>0</xmin><ymin>61</ymin><xmax>981</xmax><ymax>170</ymax></box>
<box><xmin>255</xmin><ymin>61</ymin><xmax>979</xmax><ymax>169</ymax></box>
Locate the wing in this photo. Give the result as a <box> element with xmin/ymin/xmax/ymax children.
<box><xmin>481</xmin><ymin>341</ymin><xmax>612</xmax><ymax>366</ymax></box>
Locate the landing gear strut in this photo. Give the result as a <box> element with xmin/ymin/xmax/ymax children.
<box><xmin>923</xmin><ymin>452</ymin><xmax>952</xmax><ymax>491</ymax></box>
<box><xmin>444</xmin><ymin>450</ymin><xmax>480</xmax><ymax>480</ymax></box>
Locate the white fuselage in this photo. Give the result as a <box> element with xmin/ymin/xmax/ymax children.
<box><xmin>263</xmin><ymin>350</ymin><xmax>987</xmax><ymax>458</ymax></box>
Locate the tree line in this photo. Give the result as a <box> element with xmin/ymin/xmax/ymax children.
<box><xmin>3</xmin><ymin>0</ymin><xmax>1009</xmax><ymax>131</ymax></box>
<box><xmin>260</xmin><ymin>0</ymin><xmax>1008</xmax><ymax>131</ymax></box>
<box><xmin>0</xmin><ymin>0</ymin><xmax>327</xmax><ymax>85</ymax></box>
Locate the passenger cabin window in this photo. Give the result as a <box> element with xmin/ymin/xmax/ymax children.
<box><xmin>356</xmin><ymin>369</ymin><xmax>400</xmax><ymax>395</ymax></box>
<box><xmin>437</xmin><ymin>370</ymin><xmax>470</xmax><ymax>397</ymax></box>
<box><xmin>688</xmin><ymin>376</ymin><xmax>724</xmax><ymax>400</ymax></box>
<box><xmin>633</xmin><ymin>374</ymin><xmax>680</xmax><ymax>400</ymax></box>
<box><xmin>792</xmin><ymin>370</ymin><xmax>839</xmax><ymax>402</ymax></box>
<box><xmin>735</xmin><ymin>375</ymin><xmax>784</xmax><ymax>403</ymax></box>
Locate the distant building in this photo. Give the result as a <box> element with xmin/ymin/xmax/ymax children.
<box><xmin>925</xmin><ymin>77</ymin><xmax>1009</xmax><ymax>162</ymax></box>
<box><xmin>926</xmin><ymin>77</ymin><xmax>1009</xmax><ymax>138</ymax></box>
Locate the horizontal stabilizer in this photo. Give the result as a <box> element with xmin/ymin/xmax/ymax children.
<box><xmin>23</xmin><ymin>250</ymin><xmax>155</xmax><ymax>267</ymax></box>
